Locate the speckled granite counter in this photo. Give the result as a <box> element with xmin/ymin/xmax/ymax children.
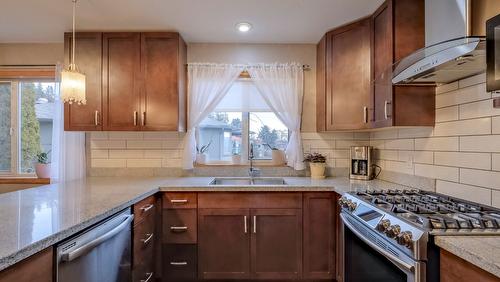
<box><xmin>0</xmin><ymin>176</ymin><xmax>410</xmax><ymax>271</ymax></box>
<box><xmin>435</xmin><ymin>236</ymin><xmax>500</xmax><ymax>277</ymax></box>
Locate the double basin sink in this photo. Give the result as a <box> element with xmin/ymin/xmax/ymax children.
<box><xmin>209</xmin><ymin>177</ymin><xmax>287</xmax><ymax>186</ymax></box>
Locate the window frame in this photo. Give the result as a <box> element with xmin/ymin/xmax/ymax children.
<box><xmin>0</xmin><ymin>78</ymin><xmax>55</xmax><ymax>177</ymax></box>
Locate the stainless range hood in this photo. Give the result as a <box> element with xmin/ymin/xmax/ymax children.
<box><xmin>392</xmin><ymin>0</ymin><xmax>487</xmax><ymax>85</ymax></box>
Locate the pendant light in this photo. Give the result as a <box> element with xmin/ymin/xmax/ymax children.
<box><xmin>61</xmin><ymin>0</ymin><xmax>86</xmax><ymax>105</ymax></box>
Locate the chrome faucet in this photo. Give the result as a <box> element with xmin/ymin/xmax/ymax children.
<box><xmin>248</xmin><ymin>144</ymin><xmax>261</xmax><ymax>178</ymax></box>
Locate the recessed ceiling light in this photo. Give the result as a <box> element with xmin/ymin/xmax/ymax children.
<box><xmin>236</xmin><ymin>22</ymin><xmax>252</xmax><ymax>33</ymax></box>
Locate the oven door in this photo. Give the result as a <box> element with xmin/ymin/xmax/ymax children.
<box><xmin>340</xmin><ymin>212</ymin><xmax>426</xmax><ymax>282</ymax></box>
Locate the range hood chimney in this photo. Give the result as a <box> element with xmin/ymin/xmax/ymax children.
<box><xmin>392</xmin><ymin>0</ymin><xmax>486</xmax><ymax>85</ymax></box>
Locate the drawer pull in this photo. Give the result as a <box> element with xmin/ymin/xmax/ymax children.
<box><xmin>170</xmin><ymin>199</ymin><xmax>188</xmax><ymax>204</ymax></box>
<box><xmin>141</xmin><ymin>233</ymin><xmax>154</xmax><ymax>245</ymax></box>
<box><xmin>170</xmin><ymin>226</ymin><xmax>188</xmax><ymax>232</ymax></box>
<box><xmin>140</xmin><ymin>272</ymin><xmax>153</xmax><ymax>282</ymax></box>
<box><xmin>170</xmin><ymin>261</ymin><xmax>188</xmax><ymax>266</ymax></box>
<box><xmin>140</xmin><ymin>204</ymin><xmax>154</xmax><ymax>213</ymax></box>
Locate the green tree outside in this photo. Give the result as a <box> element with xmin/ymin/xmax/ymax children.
<box><xmin>0</xmin><ymin>83</ymin><xmax>11</xmax><ymax>171</ymax></box>
<box><xmin>21</xmin><ymin>83</ymin><xmax>42</xmax><ymax>173</ymax></box>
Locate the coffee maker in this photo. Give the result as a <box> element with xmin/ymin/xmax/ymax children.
<box><xmin>350</xmin><ymin>146</ymin><xmax>372</xmax><ymax>180</ymax></box>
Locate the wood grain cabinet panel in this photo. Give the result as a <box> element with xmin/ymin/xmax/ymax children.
<box><xmin>64</xmin><ymin>32</ymin><xmax>102</xmax><ymax>131</ymax></box>
<box><xmin>102</xmin><ymin>32</ymin><xmax>141</xmax><ymax>131</ymax></box>
<box><xmin>303</xmin><ymin>193</ymin><xmax>336</xmax><ymax>280</ymax></box>
<box><xmin>250</xmin><ymin>209</ymin><xmax>302</xmax><ymax>280</ymax></box>
<box><xmin>372</xmin><ymin>0</ymin><xmax>435</xmax><ymax>127</ymax></box>
<box><xmin>163</xmin><ymin>209</ymin><xmax>197</xmax><ymax>244</ymax></box>
<box><xmin>141</xmin><ymin>33</ymin><xmax>186</xmax><ymax>131</ymax></box>
<box><xmin>163</xmin><ymin>244</ymin><xmax>198</xmax><ymax>281</ymax></box>
<box><xmin>0</xmin><ymin>247</ymin><xmax>53</xmax><ymax>282</ymax></box>
<box><xmin>198</xmin><ymin>208</ymin><xmax>251</xmax><ymax>280</ymax></box>
<box><xmin>440</xmin><ymin>250</ymin><xmax>499</xmax><ymax>282</ymax></box>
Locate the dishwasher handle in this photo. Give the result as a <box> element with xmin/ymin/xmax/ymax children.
<box><xmin>60</xmin><ymin>214</ymin><xmax>134</xmax><ymax>262</ymax></box>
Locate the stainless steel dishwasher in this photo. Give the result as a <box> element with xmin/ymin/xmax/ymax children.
<box><xmin>56</xmin><ymin>209</ymin><xmax>134</xmax><ymax>282</ymax></box>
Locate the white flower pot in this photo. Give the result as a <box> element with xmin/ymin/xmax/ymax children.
<box><xmin>196</xmin><ymin>154</ymin><xmax>207</xmax><ymax>164</ymax></box>
<box><xmin>271</xmin><ymin>150</ymin><xmax>286</xmax><ymax>165</ymax></box>
<box><xmin>309</xmin><ymin>162</ymin><xmax>326</xmax><ymax>179</ymax></box>
<box><xmin>35</xmin><ymin>163</ymin><xmax>51</xmax><ymax>178</ymax></box>
<box><xmin>232</xmin><ymin>155</ymin><xmax>241</xmax><ymax>164</ymax></box>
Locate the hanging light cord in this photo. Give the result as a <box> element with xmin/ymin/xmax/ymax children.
<box><xmin>71</xmin><ymin>0</ymin><xmax>77</xmax><ymax>71</ymax></box>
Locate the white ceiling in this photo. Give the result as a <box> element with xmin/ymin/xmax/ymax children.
<box><xmin>0</xmin><ymin>0</ymin><xmax>383</xmax><ymax>44</ymax></box>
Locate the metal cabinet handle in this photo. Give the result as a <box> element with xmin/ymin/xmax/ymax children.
<box><xmin>170</xmin><ymin>199</ymin><xmax>188</xmax><ymax>204</ymax></box>
<box><xmin>244</xmin><ymin>216</ymin><xmax>248</xmax><ymax>233</ymax></box>
<box><xmin>170</xmin><ymin>262</ymin><xmax>188</xmax><ymax>266</ymax></box>
<box><xmin>134</xmin><ymin>111</ymin><xmax>138</xmax><ymax>126</ymax></box>
<box><xmin>94</xmin><ymin>110</ymin><xmax>99</xmax><ymax>126</ymax></box>
<box><xmin>141</xmin><ymin>233</ymin><xmax>154</xmax><ymax>245</ymax></box>
<box><xmin>384</xmin><ymin>101</ymin><xmax>391</xmax><ymax>120</ymax></box>
<box><xmin>142</xmin><ymin>112</ymin><xmax>146</xmax><ymax>126</ymax></box>
<box><xmin>363</xmin><ymin>106</ymin><xmax>368</xmax><ymax>123</ymax></box>
<box><xmin>253</xmin><ymin>216</ymin><xmax>257</xmax><ymax>233</ymax></box>
<box><xmin>170</xmin><ymin>226</ymin><xmax>188</xmax><ymax>232</ymax></box>
<box><xmin>140</xmin><ymin>272</ymin><xmax>153</xmax><ymax>282</ymax></box>
<box><xmin>140</xmin><ymin>204</ymin><xmax>154</xmax><ymax>213</ymax></box>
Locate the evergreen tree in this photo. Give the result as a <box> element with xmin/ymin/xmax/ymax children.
<box><xmin>20</xmin><ymin>83</ymin><xmax>41</xmax><ymax>172</ymax></box>
<box><xmin>0</xmin><ymin>84</ymin><xmax>11</xmax><ymax>170</ymax></box>
<box><xmin>258</xmin><ymin>125</ymin><xmax>278</xmax><ymax>147</ymax></box>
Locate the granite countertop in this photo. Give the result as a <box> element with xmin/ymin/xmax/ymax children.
<box><xmin>435</xmin><ymin>236</ymin><xmax>500</xmax><ymax>277</ymax></box>
<box><xmin>0</xmin><ymin>176</ymin><xmax>406</xmax><ymax>271</ymax></box>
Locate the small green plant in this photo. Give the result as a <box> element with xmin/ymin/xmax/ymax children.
<box><xmin>303</xmin><ymin>152</ymin><xmax>326</xmax><ymax>163</ymax></box>
<box><xmin>196</xmin><ymin>141</ymin><xmax>212</xmax><ymax>154</ymax></box>
<box><xmin>36</xmin><ymin>150</ymin><xmax>51</xmax><ymax>164</ymax></box>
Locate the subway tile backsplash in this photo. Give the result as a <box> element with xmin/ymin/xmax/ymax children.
<box><xmin>87</xmin><ymin>73</ymin><xmax>500</xmax><ymax>208</ymax></box>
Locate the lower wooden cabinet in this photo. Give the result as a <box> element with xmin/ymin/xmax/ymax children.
<box><xmin>440</xmin><ymin>249</ymin><xmax>499</xmax><ymax>282</ymax></box>
<box><xmin>0</xmin><ymin>247</ymin><xmax>53</xmax><ymax>282</ymax></box>
<box><xmin>163</xmin><ymin>244</ymin><xmax>197</xmax><ymax>281</ymax></box>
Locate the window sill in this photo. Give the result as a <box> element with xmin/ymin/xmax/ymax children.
<box><xmin>0</xmin><ymin>177</ymin><xmax>51</xmax><ymax>185</ymax></box>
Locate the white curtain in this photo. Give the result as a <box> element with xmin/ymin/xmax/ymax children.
<box><xmin>51</xmin><ymin>64</ymin><xmax>86</xmax><ymax>182</ymax></box>
<box><xmin>182</xmin><ymin>63</ymin><xmax>244</xmax><ymax>169</ymax></box>
<box><xmin>247</xmin><ymin>63</ymin><xmax>305</xmax><ymax>170</ymax></box>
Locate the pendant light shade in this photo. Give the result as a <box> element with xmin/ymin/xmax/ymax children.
<box><xmin>61</xmin><ymin>0</ymin><xmax>86</xmax><ymax>105</ymax></box>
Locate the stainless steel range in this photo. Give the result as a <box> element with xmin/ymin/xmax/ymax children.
<box><xmin>338</xmin><ymin>189</ymin><xmax>500</xmax><ymax>282</ymax></box>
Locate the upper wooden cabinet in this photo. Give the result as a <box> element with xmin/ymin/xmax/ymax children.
<box><xmin>317</xmin><ymin>17</ymin><xmax>372</xmax><ymax>131</ymax></box>
<box><xmin>317</xmin><ymin>0</ymin><xmax>435</xmax><ymax>131</ymax></box>
<box><xmin>64</xmin><ymin>33</ymin><xmax>103</xmax><ymax>131</ymax></box>
<box><xmin>372</xmin><ymin>0</ymin><xmax>434</xmax><ymax>128</ymax></box>
<box><xmin>64</xmin><ymin>32</ymin><xmax>187</xmax><ymax>131</ymax></box>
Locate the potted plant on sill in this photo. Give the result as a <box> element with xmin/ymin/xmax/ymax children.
<box><xmin>265</xmin><ymin>144</ymin><xmax>286</xmax><ymax>165</ymax></box>
<box><xmin>304</xmin><ymin>152</ymin><xmax>327</xmax><ymax>179</ymax></box>
<box><xmin>35</xmin><ymin>150</ymin><xmax>51</xmax><ymax>179</ymax></box>
<box><xmin>196</xmin><ymin>141</ymin><xmax>211</xmax><ymax>165</ymax></box>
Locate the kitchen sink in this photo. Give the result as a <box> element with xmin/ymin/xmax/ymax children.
<box><xmin>209</xmin><ymin>177</ymin><xmax>287</xmax><ymax>186</ymax></box>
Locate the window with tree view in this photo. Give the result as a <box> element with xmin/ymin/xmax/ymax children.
<box><xmin>197</xmin><ymin>79</ymin><xmax>289</xmax><ymax>163</ymax></box>
<box><xmin>0</xmin><ymin>80</ymin><xmax>56</xmax><ymax>175</ymax></box>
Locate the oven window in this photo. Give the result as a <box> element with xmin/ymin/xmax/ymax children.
<box><xmin>345</xmin><ymin>227</ymin><xmax>407</xmax><ymax>282</ymax></box>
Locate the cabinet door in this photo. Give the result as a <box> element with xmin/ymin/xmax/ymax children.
<box><xmin>303</xmin><ymin>193</ymin><xmax>336</xmax><ymax>280</ymax></box>
<box><xmin>372</xmin><ymin>1</ymin><xmax>394</xmax><ymax>128</ymax></box>
<box><xmin>64</xmin><ymin>32</ymin><xmax>102</xmax><ymax>131</ymax></box>
<box><xmin>0</xmin><ymin>247</ymin><xmax>53</xmax><ymax>282</ymax></box>
<box><xmin>198</xmin><ymin>209</ymin><xmax>250</xmax><ymax>280</ymax></box>
<box><xmin>250</xmin><ymin>209</ymin><xmax>302</xmax><ymax>280</ymax></box>
<box><xmin>140</xmin><ymin>33</ymin><xmax>185</xmax><ymax>131</ymax></box>
<box><xmin>326</xmin><ymin>18</ymin><xmax>372</xmax><ymax>130</ymax></box>
<box><xmin>103</xmin><ymin>33</ymin><xmax>141</xmax><ymax>131</ymax></box>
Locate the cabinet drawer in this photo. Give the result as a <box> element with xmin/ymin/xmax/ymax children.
<box><xmin>198</xmin><ymin>192</ymin><xmax>302</xmax><ymax>209</ymax></box>
<box><xmin>133</xmin><ymin>195</ymin><xmax>157</xmax><ymax>225</ymax></box>
<box><xmin>163</xmin><ymin>209</ymin><xmax>197</xmax><ymax>244</ymax></box>
<box><xmin>163</xmin><ymin>244</ymin><xmax>197</xmax><ymax>281</ymax></box>
<box><xmin>163</xmin><ymin>192</ymin><xmax>197</xmax><ymax>209</ymax></box>
<box><xmin>133</xmin><ymin>215</ymin><xmax>155</xmax><ymax>277</ymax></box>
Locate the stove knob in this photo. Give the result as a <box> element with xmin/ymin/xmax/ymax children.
<box><xmin>338</xmin><ymin>197</ymin><xmax>348</xmax><ymax>207</ymax></box>
<box><xmin>385</xmin><ymin>224</ymin><xmax>401</xmax><ymax>238</ymax></box>
<box><xmin>347</xmin><ymin>200</ymin><xmax>357</xmax><ymax>211</ymax></box>
<box><xmin>376</xmin><ymin>219</ymin><xmax>391</xmax><ymax>232</ymax></box>
<box><xmin>396</xmin><ymin>231</ymin><xmax>413</xmax><ymax>248</ymax></box>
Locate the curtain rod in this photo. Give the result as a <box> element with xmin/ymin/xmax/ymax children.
<box><xmin>186</xmin><ymin>63</ymin><xmax>311</xmax><ymax>70</ymax></box>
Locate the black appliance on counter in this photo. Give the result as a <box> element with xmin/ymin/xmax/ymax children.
<box><xmin>338</xmin><ymin>190</ymin><xmax>500</xmax><ymax>282</ymax></box>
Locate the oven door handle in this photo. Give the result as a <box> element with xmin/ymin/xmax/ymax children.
<box><xmin>341</xmin><ymin>213</ymin><xmax>415</xmax><ymax>273</ymax></box>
